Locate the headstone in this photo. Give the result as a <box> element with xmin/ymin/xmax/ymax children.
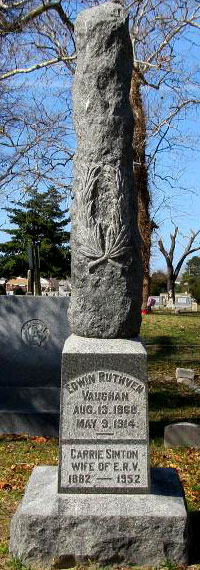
<box><xmin>9</xmin><ymin>3</ymin><xmax>188</xmax><ymax>568</ymax></box>
<box><xmin>175</xmin><ymin>294</ymin><xmax>192</xmax><ymax>310</ymax></box>
<box><xmin>0</xmin><ymin>296</ymin><xmax>70</xmax><ymax>436</ymax></box>
<box><xmin>10</xmin><ymin>466</ymin><xmax>188</xmax><ymax>568</ymax></box>
<box><xmin>176</xmin><ymin>368</ymin><xmax>195</xmax><ymax>381</ymax></box>
<box><xmin>164</xmin><ymin>422</ymin><xmax>200</xmax><ymax>448</ymax></box>
<box><xmin>177</xmin><ymin>376</ymin><xmax>200</xmax><ymax>395</ymax></box>
<box><xmin>192</xmin><ymin>301</ymin><xmax>198</xmax><ymax>312</ymax></box>
<box><xmin>61</xmin><ymin>1</ymin><xmax>147</xmax><ymax>492</ymax></box>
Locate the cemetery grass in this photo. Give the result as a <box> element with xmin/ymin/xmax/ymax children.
<box><xmin>141</xmin><ymin>311</ymin><xmax>200</xmax><ymax>374</ymax></box>
<box><xmin>0</xmin><ymin>312</ymin><xmax>200</xmax><ymax>570</ymax></box>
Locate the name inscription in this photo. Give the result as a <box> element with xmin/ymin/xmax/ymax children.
<box><xmin>60</xmin><ymin>443</ymin><xmax>148</xmax><ymax>490</ymax></box>
<box><xmin>60</xmin><ymin>370</ymin><xmax>148</xmax><ymax>492</ymax></box>
<box><xmin>62</xmin><ymin>370</ymin><xmax>146</xmax><ymax>440</ymax></box>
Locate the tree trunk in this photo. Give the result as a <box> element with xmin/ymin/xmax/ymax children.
<box><xmin>27</xmin><ymin>269</ymin><xmax>34</xmax><ymax>295</ymax></box>
<box><xmin>33</xmin><ymin>244</ymin><xmax>41</xmax><ymax>296</ymax></box>
<box><xmin>130</xmin><ymin>71</ymin><xmax>151</xmax><ymax>311</ymax></box>
<box><xmin>167</xmin><ymin>266</ymin><xmax>175</xmax><ymax>304</ymax></box>
<box><xmin>142</xmin><ymin>275</ymin><xmax>150</xmax><ymax>312</ymax></box>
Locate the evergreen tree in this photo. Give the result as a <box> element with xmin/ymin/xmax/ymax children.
<box><xmin>0</xmin><ymin>187</ymin><xmax>71</xmax><ymax>281</ymax></box>
<box><xmin>181</xmin><ymin>256</ymin><xmax>200</xmax><ymax>303</ymax></box>
<box><xmin>150</xmin><ymin>271</ymin><xmax>168</xmax><ymax>296</ymax></box>
<box><xmin>184</xmin><ymin>256</ymin><xmax>200</xmax><ymax>277</ymax></box>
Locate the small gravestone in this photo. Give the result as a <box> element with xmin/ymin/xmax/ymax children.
<box><xmin>176</xmin><ymin>368</ymin><xmax>195</xmax><ymax>381</ymax></box>
<box><xmin>164</xmin><ymin>422</ymin><xmax>200</xmax><ymax>448</ymax></box>
<box><xmin>10</xmin><ymin>4</ymin><xmax>188</xmax><ymax>568</ymax></box>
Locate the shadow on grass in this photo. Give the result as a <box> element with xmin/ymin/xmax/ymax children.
<box><xmin>152</xmin><ymin>311</ymin><xmax>200</xmax><ymax>317</ymax></box>
<box><xmin>149</xmin><ymin>386</ymin><xmax>200</xmax><ymax>411</ymax></box>
<box><xmin>147</xmin><ymin>335</ymin><xmax>175</xmax><ymax>347</ymax></box>
<box><xmin>149</xmin><ymin>377</ymin><xmax>200</xmax><ymax>439</ymax></box>
<box><xmin>146</xmin><ymin>335</ymin><xmax>200</xmax><ymax>362</ymax></box>
<box><xmin>149</xmin><ymin>416</ymin><xmax>200</xmax><ymax>440</ymax></box>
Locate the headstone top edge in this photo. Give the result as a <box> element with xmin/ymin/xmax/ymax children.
<box><xmin>165</xmin><ymin>422</ymin><xmax>200</xmax><ymax>429</ymax></box>
<box><xmin>63</xmin><ymin>334</ymin><xmax>147</xmax><ymax>355</ymax></box>
<box><xmin>76</xmin><ymin>2</ymin><xmax>127</xmax><ymax>26</ymax></box>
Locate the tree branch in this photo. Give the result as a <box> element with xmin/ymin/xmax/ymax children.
<box><xmin>0</xmin><ymin>0</ymin><xmax>29</xmax><ymax>9</ymax></box>
<box><xmin>174</xmin><ymin>231</ymin><xmax>200</xmax><ymax>279</ymax></box>
<box><xmin>153</xmin><ymin>99</ymin><xmax>200</xmax><ymax>134</ymax></box>
<box><xmin>54</xmin><ymin>3</ymin><xmax>74</xmax><ymax>32</ymax></box>
<box><xmin>1</xmin><ymin>1</ymin><xmax>74</xmax><ymax>34</ymax></box>
<box><xmin>0</xmin><ymin>55</ymin><xmax>76</xmax><ymax>81</ymax></box>
<box><xmin>158</xmin><ymin>237</ymin><xmax>169</xmax><ymax>261</ymax></box>
<box><xmin>169</xmin><ymin>227</ymin><xmax>178</xmax><ymax>260</ymax></box>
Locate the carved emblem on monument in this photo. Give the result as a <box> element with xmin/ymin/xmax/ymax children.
<box><xmin>77</xmin><ymin>165</ymin><xmax>132</xmax><ymax>272</ymax></box>
<box><xmin>21</xmin><ymin>319</ymin><xmax>50</xmax><ymax>347</ymax></box>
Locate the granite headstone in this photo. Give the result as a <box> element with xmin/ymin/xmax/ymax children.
<box><xmin>0</xmin><ymin>296</ymin><xmax>70</xmax><ymax>435</ymax></box>
<box><xmin>176</xmin><ymin>368</ymin><xmax>195</xmax><ymax>381</ymax></box>
<box><xmin>164</xmin><ymin>422</ymin><xmax>200</xmax><ymax>448</ymax></box>
<box><xmin>59</xmin><ymin>336</ymin><xmax>149</xmax><ymax>494</ymax></box>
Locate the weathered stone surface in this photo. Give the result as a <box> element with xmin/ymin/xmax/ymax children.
<box><xmin>68</xmin><ymin>3</ymin><xmax>142</xmax><ymax>338</ymax></box>
<box><xmin>59</xmin><ymin>334</ymin><xmax>149</xmax><ymax>493</ymax></box>
<box><xmin>176</xmin><ymin>368</ymin><xmax>195</xmax><ymax>380</ymax></box>
<box><xmin>0</xmin><ymin>296</ymin><xmax>70</xmax><ymax>436</ymax></box>
<box><xmin>164</xmin><ymin>422</ymin><xmax>200</xmax><ymax>448</ymax></box>
<box><xmin>9</xmin><ymin>466</ymin><xmax>188</xmax><ymax>569</ymax></box>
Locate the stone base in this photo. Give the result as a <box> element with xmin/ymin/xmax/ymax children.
<box><xmin>10</xmin><ymin>466</ymin><xmax>188</xmax><ymax>568</ymax></box>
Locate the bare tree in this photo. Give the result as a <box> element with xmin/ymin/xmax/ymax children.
<box><xmin>0</xmin><ymin>0</ymin><xmax>75</xmax><ymax>197</ymax></box>
<box><xmin>130</xmin><ymin>70</ymin><xmax>152</xmax><ymax>311</ymax></box>
<box><xmin>158</xmin><ymin>228</ymin><xmax>200</xmax><ymax>303</ymax></box>
<box><xmin>128</xmin><ymin>0</ymin><xmax>200</xmax><ymax>307</ymax></box>
<box><xmin>0</xmin><ymin>0</ymin><xmax>200</xmax><ymax>304</ymax></box>
<box><xmin>0</xmin><ymin>82</ymin><xmax>74</xmax><ymax>196</ymax></box>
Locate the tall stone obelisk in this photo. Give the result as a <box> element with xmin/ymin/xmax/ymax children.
<box><xmin>59</xmin><ymin>2</ymin><xmax>149</xmax><ymax>496</ymax></box>
<box><xmin>68</xmin><ymin>2</ymin><xmax>143</xmax><ymax>338</ymax></box>
<box><xmin>9</xmin><ymin>4</ymin><xmax>188</xmax><ymax>568</ymax></box>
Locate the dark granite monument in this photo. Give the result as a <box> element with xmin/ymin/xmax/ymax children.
<box><xmin>9</xmin><ymin>3</ymin><xmax>188</xmax><ymax>568</ymax></box>
<box><xmin>0</xmin><ymin>296</ymin><xmax>70</xmax><ymax>436</ymax></box>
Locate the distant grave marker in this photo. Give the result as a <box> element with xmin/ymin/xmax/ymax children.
<box><xmin>164</xmin><ymin>422</ymin><xmax>200</xmax><ymax>448</ymax></box>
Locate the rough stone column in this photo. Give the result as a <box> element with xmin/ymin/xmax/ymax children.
<box><xmin>68</xmin><ymin>2</ymin><xmax>143</xmax><ymax>338</ymax></box>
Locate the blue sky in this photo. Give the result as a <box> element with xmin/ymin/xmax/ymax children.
<box><xmin>0</xmin><ymin>1</ymin><xmax>200</xmax><ymax>277</ymax></box>
<box><xmin>150</xmin><ymin>110</ymin><xmax>200</xmax><ymax>273</ymax></box>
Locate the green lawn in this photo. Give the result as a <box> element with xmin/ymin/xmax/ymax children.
<box><xmin>141</xmin><ymin>311</ymin><xmax>200</xmax><ymax>374</ymax></box>
<box><xmin>141</xmin><ymin>311</ymin><xmax>200</xmax><ymax>344</ymax></box>
<box><xmin>0</xmin><ymin>312</ymin><xmax>200</xmax><ymax>570</ymax></box>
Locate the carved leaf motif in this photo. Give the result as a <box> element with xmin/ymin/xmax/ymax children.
<box><xmin>77</xmin><ymin>165</ymin><xmax>132</xmax><ymax>271</ymax></box>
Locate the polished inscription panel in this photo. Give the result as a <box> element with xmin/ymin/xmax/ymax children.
<box><xmin>62</xmin><ymin>370</ymin><xmax>146</xmax><ymax>440</ymax></box>
<box><xmin>59</xmin><ymin>370</ymin><xmax>149</xmax><ymax>493</ymax></box>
